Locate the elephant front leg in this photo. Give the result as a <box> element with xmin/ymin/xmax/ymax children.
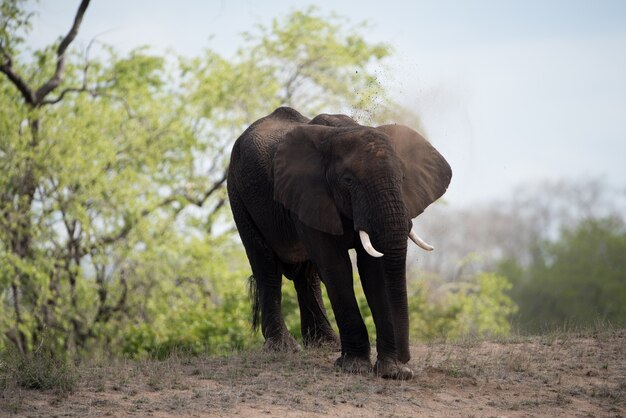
<box><xmin>356</xmin><ymin>248</ymin><xmax>414</xmax><ymax>380</ymax></box>
<box><xmin>322</xmin><ymin>263</ymin><xmax>372</xmax><ymax>374</ymax></box>
<box><xmin>298</xmin><ymin>226</ymin><xmax>371</xmax><ymax>373</ymax></box>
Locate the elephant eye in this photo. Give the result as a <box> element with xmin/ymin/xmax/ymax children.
<box><xmin>341</xmin><ymin>174</ymin><xmax>354</xmax><ymax>186</ymax></box>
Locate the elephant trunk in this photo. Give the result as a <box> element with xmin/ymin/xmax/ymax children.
<box><xmin>363</xmin><ymin>195</ymin><xmax>411</xmax><ymax>364</ymax></box>
<box><xmin>380</xmin><ymin>238</ymin><xmax>411</xmax><ymax>363</ymax></box>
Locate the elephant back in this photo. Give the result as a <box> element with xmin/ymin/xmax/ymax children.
<box><xmin>228</xmin><ymin>107</ymin><xmax>312</xmax><ymax>261</ymax></box>
<box><xmin>309</xmin><ymin>113</ymin><xmax>359</xmax><ymax>128</ymax></box>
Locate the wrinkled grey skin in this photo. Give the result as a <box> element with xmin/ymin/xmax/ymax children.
<box><xmin>227</xmin><ymin>107</ymin><xmax>451</xmax><ymax>379</ymax></box>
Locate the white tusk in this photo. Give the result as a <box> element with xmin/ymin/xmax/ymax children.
<box><xmin>359</xmin><ymin>230</ymin><xmax>384</xmax><ymax>258</ymax></box>
<box><xmin>409</xmin><ymin>229</ymin><xmax>434</xmax><ymax>251</ymax></box>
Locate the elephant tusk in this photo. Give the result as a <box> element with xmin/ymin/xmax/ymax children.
<box><xmin>359</xmin><ymin>230</ymin><xmax>384</xmax><ymax>258</ymax></box>
<box><xmin>409</xmin><ymin>229</ymin><xmax>434</xmax><ymax>251</ymax></box>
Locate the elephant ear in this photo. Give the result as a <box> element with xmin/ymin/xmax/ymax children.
<box><xmin>273</xmin><ymin>125</ymin><xmax>344</xmax><ymax>235</ymax></box>
<box><xmin>377</xmin><ymin>124</ymin><xmax>452</xmax><ymax>218</ymax></box>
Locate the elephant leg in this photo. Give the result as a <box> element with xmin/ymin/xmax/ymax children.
<box><xmin>284</xmin><ymin>262</ymin><xmax>339</xmax><ymax>349</ymax></box>
<box><xmin>257</xmin><ymin>264</ymin><xmax>301</xmax><ymax>352</ymax></box>
<box><xmin>356</xmin><ymin>247</ymin><xmax>414</xmax><ymax>380</ymax></box>
<box><xmin>297</xmin><ymin>226</ymin><xmax>371</xmax><ymax>373</ymax></box>
<box><xmin>229</xmin><ymin>189</ymin><xmax>300</xmax><ymax>352</ymax></box>
<box><xmin>323</xmin><ymin>261</ymin><xmax>372</xmax><ymax>373</ymax></box>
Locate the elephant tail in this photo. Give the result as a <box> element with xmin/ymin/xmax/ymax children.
<box><xmin>248</xmin><ymin>274</ymin><xmax>260</xmax><ymax>331</ymax></box>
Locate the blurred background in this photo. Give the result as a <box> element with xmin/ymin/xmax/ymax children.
<box><xmin>1</xmin><ymin>0</ymin><xmax>625</xmax><ymax>359</ymax></box>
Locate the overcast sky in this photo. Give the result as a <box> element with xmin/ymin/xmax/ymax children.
<box><xmin>24</xmin><ymin>0</ymin><xmax>626</xmax><ymax>208</ymax></box>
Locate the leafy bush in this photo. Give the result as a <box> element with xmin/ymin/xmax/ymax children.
<box><xmin>501</xmin><ymin>217</ymin><xmax>626</xmax><ymax>332</ymax></box>
<box><xmin>122</xmin><ymin>293</ymin><xmax>263</xmax><ymax>359</ymax></box>
<box><xmin>120</xmin><ymin>263</ymin><xmax>517</xmax><ymax>359</ymax></box>
<box><xmin>409</xmin><ymin>271</ymin><xmax>517</xmax><ymax>341</ymax></box>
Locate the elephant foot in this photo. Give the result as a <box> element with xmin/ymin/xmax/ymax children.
<box><xmin>374</xmin><ymin>357</ymin><xmax>414</xmax><ymax>380</ymax></box>
<box><xmin>263</xmin><ymin>333</ymin><xmax>302</xmax><ymax>353</ymax></box>
<box><xmin>334</xmin><ymin>354</ymin><xmax>372</xmax><ymax>374</ymax></box>
<box><xmin>302</xmin><ymin>329</ymin><xmax>340</xmax><ymax>351</ymax></box>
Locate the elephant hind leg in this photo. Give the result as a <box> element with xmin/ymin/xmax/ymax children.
<box><xmin>284</xmin><ymin>261</ymin><xmax>339</xmax><ymax>349</ymax></box>
<box><xmin>229</xmin><ymin>188</ymin><xmax>300</xmax><ymax>352</ymax></box>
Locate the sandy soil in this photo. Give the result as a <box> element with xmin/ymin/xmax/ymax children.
<box><xmin>2</xmin><ymin>330</ymin><xmax>624</xmax><ymax>417</ymax></box>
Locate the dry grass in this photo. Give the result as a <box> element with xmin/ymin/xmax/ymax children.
<box><xmin>1</xmin><ymin>328</ymin><xmax>625</xmax><ymax>417</ymax></box>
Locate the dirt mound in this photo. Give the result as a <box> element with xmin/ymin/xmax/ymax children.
<box><xmin>2</xmin><ymin>330</ymin><xmax>624</xmax><ymax>417</ymax></box>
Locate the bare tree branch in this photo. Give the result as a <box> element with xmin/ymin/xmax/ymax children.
<box><xmin>39</xmin><ymin>86</ymin><xmax>91</xmax><ymax>105</ymax></box>
<box><xmin>94</xmin><ymin>273</ymin><xmax>128</xmax><ymax>324</ymax></box>
<box><xmin>197</xmin><ymin>170</ymin><xmax>228</xmax><ymax>207</ymax></box>
<box><xmin>89</xmin><ymin>170</ymin><xmax>229</xmax><ymax>252</ymax></box>
<box><xmin>0</xmin><ymin>0</ymin><xmax>91</xmax><ymax>107</ymax></box>
<box><xmin>0</xmin><ymin>54</ymin><xmax>35</xmax><ymax>105</ymax></box>
<box><xmin>33</xmin><ymin>0</ymin><xmax>91</xmax><ymax>104</ymax></box>
<box><xmin>41</xmin><ymin>85</ymin><xmax>135</xmax><ymax>117</ymax></box>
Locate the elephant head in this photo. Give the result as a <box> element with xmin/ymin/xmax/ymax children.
<box><xmin>272</xmin><ymin>122</ymin><xmax>451</xmax><ymax>362</ymax></box>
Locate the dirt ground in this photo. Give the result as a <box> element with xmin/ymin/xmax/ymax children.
<box><xmin>1</xmin><ymin>329</ymin><xmax>624</xmax><ymax>417</ymax></box>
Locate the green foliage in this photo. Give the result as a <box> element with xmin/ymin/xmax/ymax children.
<box><xmin>122</xmin><ymin>293</ymin><xmax>263</xmax><ymax>359</ymax></box>
<box><xmin>0</xmin><ymin>0</ymin><xmax>32</xmax><ymax>54</ymax></box>
<box><xmin>0</xmin><ymin>4</ymin><xmax>400</xmax><ymax>359</ymax></box>
<box><xmin>1</xmin><ymin>43</ymin><xmax>201</xmax><ymax>355</ymax></box>
<box><xmin>99</xmin><ymin>234</ymin><xmax>259</xmax><ymax>358</ymax></box>
<box><xmin>241</xmin><ymin>6</ymin><xmax>392</xmax><ymax>116</ymax></box>
<box><xmin>409</xmin><ymin>271</ymin><xmax>517</xmax><ymax>341</ymax></box>
<box><xmin>501</xmin><ymin>217</ymin><xmax>626</xmax><ymax>332</ymax></box>
<box><xmin>0</xmin><ymin>2</ymin><xmax>517</xmax><ymax>362</ymax></box>
<box><xmin>121</xmin><ymin>266</ymin><xmax>518</xmax><ymax>358</ymax></box>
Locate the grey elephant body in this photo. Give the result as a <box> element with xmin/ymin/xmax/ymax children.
<box><xmin>227</xmin><ymin>107</ymin><xmax>451</xmax><ymax>378</ymax></box>
<box><xmin>230</xmin><ymin>110</ymin><xmax>314</xmax><ymax>264</ymax></box>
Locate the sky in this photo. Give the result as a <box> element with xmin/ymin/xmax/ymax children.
<box><xmin>23</xmin><ymin>0</ymin><xmax>626</xmax><ymax>208</ymax></box>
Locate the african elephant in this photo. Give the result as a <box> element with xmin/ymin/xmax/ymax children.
<box><xmin>227</xmin><ymin>107</ymin><xmax>451</xmax><ymax>379</ymax></box>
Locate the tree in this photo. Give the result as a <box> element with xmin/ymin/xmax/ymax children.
<box><xmin>500</xmin><ymin>217</ymin><xmax>626</xmax><ymax>331</ymax></box>
<box><xmin>242</xmin><ymin>7</ymin><xmax>391</xmax><ymax>117</ymax></box>
<box><xmin>177</xmin><ymin>7</ymin><xmax>397</xmax><ymax>225</ymax></box>
<box><xmin>408</xmin><ymin>179</ymin><xmax>625</xmax><ymax>335</ymax></box>
<box><xmin>411</xmin><ymin>178</ymin><xmax>626</xmax><ymax>282</ymax></box>
<box><xmin>0</xmin><ymin>2</ymin><xmax>396</xmax><ymax>356</ymax></box>
<box><xmin>1</xmin><ymin>0</ymin><xmax>93</xmax><ymax>354</ymax></box>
